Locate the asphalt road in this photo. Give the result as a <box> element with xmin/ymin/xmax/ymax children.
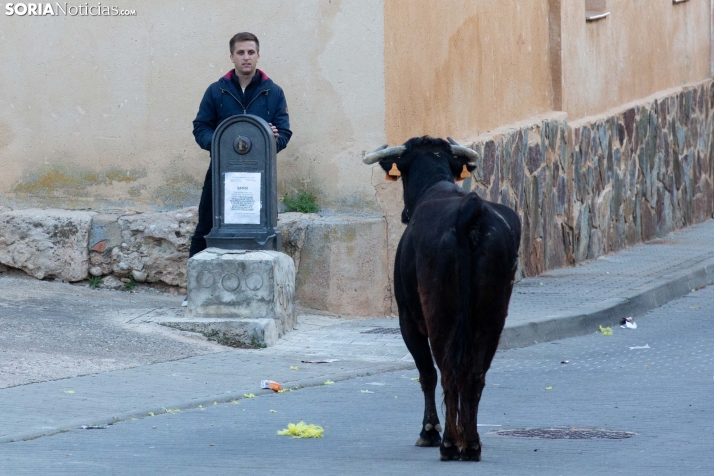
<box><xmin>2</xmin><ymin>286</ymin><xmax>713</xmax><ymax>475</ymax></box>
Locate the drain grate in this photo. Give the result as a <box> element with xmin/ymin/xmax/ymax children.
<box><xmin>494</xmin><ymin>428</ymin><xmax>635</xmax><ymax>440</ymax></box>
<box><xmin>361</xmin><ymin>327</ymin><xmax>401</xmax><ymax>335</ymax></box>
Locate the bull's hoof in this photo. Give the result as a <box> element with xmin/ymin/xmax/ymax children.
<box><xmin>460</xmin><ymin>442</ymin><xmax>482</xmax><ymax>462</ymax></box>
<box><xmin>439</xmin><ymin>441</ymin><xmax>460</xmax><ymax>461</ymax></box>
<box><xmin>415</xmin><ymin>427</ymin><xmax>442</xmax><ymax>447</ymax></box>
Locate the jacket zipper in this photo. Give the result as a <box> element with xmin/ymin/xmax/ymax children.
<box><xmin>220</xmin><ymin>88</ymin><xmax>270</xmax><ymax>114</ymax></box>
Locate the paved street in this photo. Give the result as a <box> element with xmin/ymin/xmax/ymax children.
<box><xmin>2</xmin><ymin>284</ymin><xmax>713</xmax><ymax>475</ymax></box>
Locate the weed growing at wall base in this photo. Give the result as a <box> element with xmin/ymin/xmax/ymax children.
<box><xmin>88</xmin><ymin>276</ymin><xmax>103</xmax><ymax>289</ymax></box>
<box><xmin>123</xmin><ymin>276</ymin><xmax>136</xmax><ymax>291</ymax></box>
<box><xmin>5</xmin><ymin>3</ymin><xmax>137</xmax><ymax>16</ymax></box>
<box><xmin>282</xmin><ymin>190</ymin><xmax>319</xmax><ymax>214</ymax></box>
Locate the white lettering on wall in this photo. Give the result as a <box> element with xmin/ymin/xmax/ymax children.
<box><xmin>4</xmin><ymin>3</ymin><xmax>135</xmax><ymax>16</ymax></box>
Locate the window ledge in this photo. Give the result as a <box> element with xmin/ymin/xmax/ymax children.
<box><xmin>673</xmin><ymin>0</ymin><xmax>690</xmax><ymax>4</ymax></box>
<box><xmin>586</xmin><ymin>10</ymin><xmax>610</xmax><ymax>21</ymax></box>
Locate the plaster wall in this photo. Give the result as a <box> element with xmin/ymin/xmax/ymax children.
<box><xmin>560</xmin><ymin>0</ymin><xmax>711</xmax><ymax>119</ymax></box>
<box><xmin>0</xmin><ymin>0</ymin><xmax>385</xmax><ymax>211</ymax></box>
<box><xmin>383</xmin><ymin>0</ymin><xmax>554</xmax><ymax>145</ymax></box>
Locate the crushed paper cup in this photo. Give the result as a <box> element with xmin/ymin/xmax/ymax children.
<box><xmin>261</xmin><ymin>380</ymin><xmax>282</xmax><ymax>392</ymax></box>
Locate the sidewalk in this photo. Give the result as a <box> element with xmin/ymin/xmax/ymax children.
<box><xmin>1</xmin><ymin>219</ymin><xmax>713</xmax><ymax>444</ymax></box>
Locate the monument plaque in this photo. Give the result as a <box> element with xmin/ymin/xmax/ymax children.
<box><xmin>205</xmin><ymin>114</ymin><xmax>281</xmax><ymax>251</ymax></box>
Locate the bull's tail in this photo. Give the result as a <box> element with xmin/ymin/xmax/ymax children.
<box><xmin>441</xmin><ymin>193</ymin><xmax>483</xmax><ymax>450</ymax></box>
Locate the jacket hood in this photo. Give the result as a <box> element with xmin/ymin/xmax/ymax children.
<box><xmin>221</xmin><ymin>69</ymin><xmax>270</xmax><ymax>83</ymax></box>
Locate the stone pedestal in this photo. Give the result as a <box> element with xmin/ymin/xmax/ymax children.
<box><xmin>172</xmin><ymin>249</ymin><xmax>295</xmax><ymax>347</ymax></box>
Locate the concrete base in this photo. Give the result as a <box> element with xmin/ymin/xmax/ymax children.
<box><xmin>183</xmin><ymin>248</ymin><xmax>296</xmax><ymax>347</ymax></box>
<box><xmin>160</xmin><ymin>317</ymin><xmax>280</xmax><ymax>348</ymax></box>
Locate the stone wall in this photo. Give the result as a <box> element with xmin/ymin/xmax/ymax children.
<box><xmin>0</xmin><ymin>207</ymin><xmax>391</xmax><ymax>316</ymax></box>
<box><xmin>0</xmin><ymin>207</ymin><xmax>198</xmax><ymax>291</ymax></box>
<box><xmin>464</xmin><ymin>79</ymin><xmax>714</xmax><ymax>278</ymax></box>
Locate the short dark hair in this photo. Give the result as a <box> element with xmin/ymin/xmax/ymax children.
<box><xmin>230</xmin><ymin>32</ymin><xmax>259</xmax><ymax>54</ymax></box>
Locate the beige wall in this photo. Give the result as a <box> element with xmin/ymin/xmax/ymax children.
<box><xmin>384</xmin><ymin>0</ymin><xmax>554</xmax><ymax>144</ymax></box>
<box><xmin>560</xmin><ymin>0</ymin><xmax>711</xmax><ymax>119</ymax></box>
<box><xmin>384</xmin><ymin>0</ymin><xmax>712</xmax><ymax>142</ymax></box>
<box><xmin>0</xmin><ymin>0</ymin><xmax>386</xmax><ymax>211</ymax></box>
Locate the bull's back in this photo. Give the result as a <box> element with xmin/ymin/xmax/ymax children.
<box><xmin>407</xmin><ymin>191</ymin><xmax>520</xmax><ymax>320</ymax></box>
<box><xmin>404</xmin><ymin>191</ymin><xmax>470</xmax><ymax>332</ymax></box>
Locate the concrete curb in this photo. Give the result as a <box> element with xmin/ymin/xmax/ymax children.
<box><xmin>0</xmin><ymin>361</ymin><xmax>415</xmax><ymax>444</ymax></box>
<box><xmin>500</xmin><ymin>256</ymin><xmax>714</xmax><ymax>349</ymax></box>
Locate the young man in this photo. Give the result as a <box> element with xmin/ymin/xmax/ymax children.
<box><xmin>186</xmin><ymin>32</ymin><xmax>292</xmax><ymax>306</ymax></box>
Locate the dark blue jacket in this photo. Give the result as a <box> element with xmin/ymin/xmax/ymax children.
<box><xmin>192</xmin><ymin>69</ymin><xmax>292</xmax><ymax>153</ymax></box>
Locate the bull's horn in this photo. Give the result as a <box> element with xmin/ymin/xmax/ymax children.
<box><xmin>363</xmin><ymin>145</ymin><xmax>407</xmax><ymax>164</ymax></box>
<box><xmin>447</xmin><ymin>136</ymin><xmax>479</xmax><ymax>165</ymax></box>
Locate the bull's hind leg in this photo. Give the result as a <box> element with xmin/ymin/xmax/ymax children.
<box><xmin>461</xmin><ymin>335</ymin><xmax>500</xmax><ymax>462</ymax></box>
<box><xmin>438</xmin><ymin>423</ymin><xmax>461</xmax><ymax>461</ymax></box>
<box><xmin>399</xmin><ymin>316</ymin><xmax>441</xmax><ymax>447</ymax></box>
<box><xmin>437</xmin><ymin>369</ymin><xmax>462</xmax><ymax>461</ymax></box>
<box><xmin>459</xmin><ymin>372</ymin><xmax>485</xmax><ymax>462</ymax></box>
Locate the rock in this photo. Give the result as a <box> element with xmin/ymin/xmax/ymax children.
<box><xmin>100</xmin><ymin>275</ymin><xmax>123</xmax><ymax>290</ymax></box>
<box><xmin>526</xmin><ymin>143</ymin><xmax>543</xmax><ymax>174</ymax></box>
<box><xmin>131</xmin><ymin>269</ymin><xmax>147</xmax><ymax>282</ymax></box>
<box><xmin>89</xmin><ymin>266</ymin><xmax>103</xmax><ymax>277</ymax></box>
<box><xmin>0</xmin><ymin>209</ymin><xmax>94</xmax><ymax>281</ymax></box>
<box><xmin>575</xmin><ymin>202</ymin><xmax>591</xmax><ymax>263</ymax></box>
<box><xmin>91</xmin><ymin>241</ymin><xmax>107</xmax><ymax>253</ymax></box>
<box><xmin>89</xmin><ymin>214</ymin><xmax>121</xmax><ymax>250</ymax></box>
<box><xmin>482</xmin><ymin>141</ymin><xmax>497</xmax><ymax>183</ymax></box>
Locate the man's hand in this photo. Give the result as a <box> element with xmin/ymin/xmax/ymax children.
<box><xmin>268</xmin><ymin>123</ymin><xmax>279</xmax><ymax>140</ymax></box>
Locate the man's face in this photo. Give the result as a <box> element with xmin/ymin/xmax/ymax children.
<box><xmin>231</xmin><ymin>41</ymin><xmax>259</xmax><ymax>76</ymax></box>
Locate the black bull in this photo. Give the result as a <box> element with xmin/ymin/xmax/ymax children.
<box><xmin>364</xmin><ymin>136</ymin><xmax>521</xmax><ymax>461</ymax></box>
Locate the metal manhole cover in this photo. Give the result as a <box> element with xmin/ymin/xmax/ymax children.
<box><xmin>361</xmin><ymin>327</ymin><xmax>401</xmax><ymax>335</ymax></box>
<box><xmin>494</xmin><ymin>428</ymin><xmax>635</xmax><ymax>440</ymax></box>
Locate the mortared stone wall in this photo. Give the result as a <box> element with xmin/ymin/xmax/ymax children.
<box><xmin>465</xmin><ymin>79</ymin><xmax>714</xmax><ymax>279</ymax></box>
